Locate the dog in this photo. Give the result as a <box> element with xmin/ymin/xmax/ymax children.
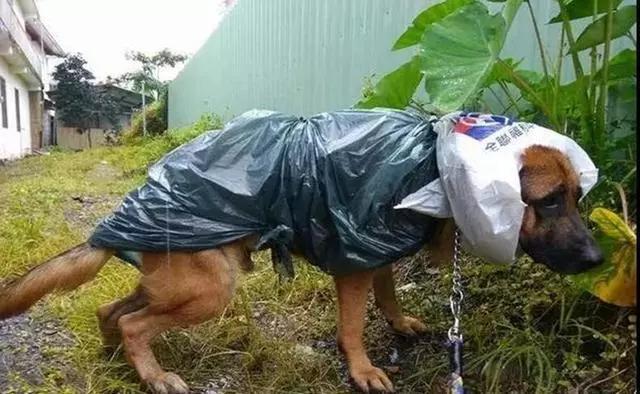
<box><xmin>0</xmin><ymin>138</ymin><xmax>603</xmax><ymax>393</ymax></box>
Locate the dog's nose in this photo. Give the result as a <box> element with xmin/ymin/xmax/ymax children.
<box><xmin>582</xmin><ymin>245</ymin><xmax>604</xmax><ymax>268</ymax></box>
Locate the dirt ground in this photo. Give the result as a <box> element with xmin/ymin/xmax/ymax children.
<box><xmin>0</xmin><ymin>160</ymin><xmax>122</xmax><ymax>392</ymax></box>
<box><xmin>0</xmin><ymin>311</ymin><xmax>78</xmax><ymax>392</ymax></box>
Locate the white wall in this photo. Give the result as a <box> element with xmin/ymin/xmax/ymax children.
<box><xmin>0</xmin><ymin>57</ymin><xmax>32</xmax><ymax>159</ymax></box>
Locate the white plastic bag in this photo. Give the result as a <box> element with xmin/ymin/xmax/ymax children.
<box><xmin>396</xmin><ymin>112</ymin><xmax>598</xmax><ymax>264</ymax></box>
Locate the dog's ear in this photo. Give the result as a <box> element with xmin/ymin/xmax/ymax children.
<box><xmin>427</xmin><ymin>218</ymin><xmax>455</xmax><ymax>266</ymax></box>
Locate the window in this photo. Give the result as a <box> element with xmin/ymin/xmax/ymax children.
<box><xmin>15</xmin><ymin>88</ymin><xmax>20</xmax><ymax>131</ymax></box>
<box><xmin>0</xmin><ymin>77</ymin><xmax>6</xmax><ymax>128</ymax></box>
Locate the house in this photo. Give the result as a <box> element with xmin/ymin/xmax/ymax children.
<box><xmin>47</xmin><ymin>84</ymin><xmax>153</xmax><ymax>150</ymax></box>
<box><xmin>92</xmin><ymin>84</ymin><xmax>153</xmax><ymax>131</ymax></box>
<box><xmin>0</xmin><ymin>0</ymin><xmax>64</xmax><ymax>160</ymax></box>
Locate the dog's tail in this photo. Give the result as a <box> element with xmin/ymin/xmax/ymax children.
<box><xmin>0</xmin><ymin>244</ymin><xmax>113</xmax><ymax>319</ymax></box>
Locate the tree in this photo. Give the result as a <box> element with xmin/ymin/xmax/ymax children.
<box><xmin>50</xmin><ymin>54</ymin><xmax>96</xmax><ymax>128</ymax></box>
<box><xmin>114</xmin><ymin>49</ymin><xmax>188</xmax><ymax>99</ymax></box>
<box><xmin>50</xmin><ymin>54</ymin><xmax>120</xmax><ymax>130</ymax></box>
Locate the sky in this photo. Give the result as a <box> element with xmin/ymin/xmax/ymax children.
<box><xmin>36</xmin><ymin>0</ymin><xmax>234</xmax><ymax>82</ymax></box>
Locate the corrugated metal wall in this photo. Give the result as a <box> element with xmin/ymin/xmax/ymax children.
<box><xmin>169</xmin><ymin>0</ymin><xmax>633</xmax><ymax>128</ymax></box>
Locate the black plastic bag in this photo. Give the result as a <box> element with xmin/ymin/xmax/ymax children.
<box><xmin>89</xmin><ymin>109</ymin><xmax>440</xmax><ymax>276</ymax></box>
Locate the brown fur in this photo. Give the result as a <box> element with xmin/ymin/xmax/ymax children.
<box><xmin>426</xmin><ymin>218</ymin><xmax>456</xmax><ymax>266</ymax></box>
<box><xmin>0</xmin><ymin>244</ymin><xmax>113</xmax><ymax>318</ymax></box>
<box><xmin>0</xmin><ymin>146</ymin><xmax>592</xmax><ymax>394</ymax></box>
<box><xmin>517</xmin><ymin>146</ymin><xmax>601</xmax><ymax>274</ymax></box>
<box><xmin>520</xmin><ymin>145</ymin><xmax>581</xmax><ymax>236</ymax></box>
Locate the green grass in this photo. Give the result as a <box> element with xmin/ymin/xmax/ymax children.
<box><xmin>0</xmin><ymin>123</ymin><xmax>635</xmax><ymax>393</ymax></box>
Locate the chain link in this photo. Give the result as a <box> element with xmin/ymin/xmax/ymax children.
<box><xmin>448</xmin><ymin>228</ymin><xmax>464</xmax><ymax>341</ymax></box>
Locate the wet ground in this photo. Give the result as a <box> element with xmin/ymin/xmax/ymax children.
<box><xmin>0</xmin><ymin>311</ymin><xmax>78</xmax><ymax>392</ymax></box>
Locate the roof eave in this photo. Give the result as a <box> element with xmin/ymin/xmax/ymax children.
<box><xmin>25</xmin><ymin>18</ymin><xmax>65</xmax><ymax>57</ymax></box>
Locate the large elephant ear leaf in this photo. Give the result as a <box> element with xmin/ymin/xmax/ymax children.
<box><xmin>571</xmin><ymin>5</ymin><xmax>637</xmax><ymax>52</ymax></box>
<box><xmin>356</xmin><ymin>56</ymin><xmax>423</xmax><ymax>109</ymax></box>
<box><xmin>548</xmin><ymin>0</ymin><xmax>623</xmax><ymax>24</ymax></box>
<box><xmin>420</xmin><ymin>2</ymin><xmax>514</xmax><ymax>112</ymax></box>
<box><xmin>392</xmin><ymin>0</ymin><xmax>475</xmax><ymax>51</ymax></box>
<box><xmin>570</xmin><ymin>208</ymin><xmax>637</xmax><ymax>307</ymax></box>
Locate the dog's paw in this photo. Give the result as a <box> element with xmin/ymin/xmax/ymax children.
<box><xmin>390</xmin><ymin>315</ymin><xmax>427</xmax><ymax>336</ymax></box>
<box><xmin>146</xmin><ymin>372</ymin><xmax>189</xmax><ymax>394</ymax></box>
<box><xmin>350</xmin><ymin>365</ymin><xmax>395</xmax><ymax>393</ymax></box>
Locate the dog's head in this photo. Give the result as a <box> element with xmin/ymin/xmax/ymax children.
<box><xmin>518</xmin><ymin>145</ymin><xmax>603</xmax><ymax>274</ymax></box>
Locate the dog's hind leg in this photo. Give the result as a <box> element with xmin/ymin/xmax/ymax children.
<box><xmin>373</xmin><ymin>264</ymin><xmax>427</xmax><ymax>336</ymax></box>
<box><xmin>118</xmin><ymin>246</ymin><xmax>240</xmax><ymax>394</ymax></box>
<box><xmin>97</xmin><ymin>286</ymin><xmax>148</xmax><ymax>352</ymax></box>
<box><xmin>335</xmin><ymin>270</ymin><xmax>395</xmax><ymax>393</ymax></box>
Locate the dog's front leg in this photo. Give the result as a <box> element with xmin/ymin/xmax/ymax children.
<box><xmin>373</xmin><ymin>265</ymin><xmax>427</xmax><ymax>336</ymax></box>
<box><xmin>335</xmin><ymin>270</ymin><xmax>394</xmax><ymax>393</ymax></box>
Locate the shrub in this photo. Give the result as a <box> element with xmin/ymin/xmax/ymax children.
<box><xmin>120</xmin><ymin>112</ymin><xmax>224</xmax><ymax>148</ymax></box>
<box><xmin>128</xmin><ymin>100</ymin><xmax>166</xmax><ymax>137</ymax></box>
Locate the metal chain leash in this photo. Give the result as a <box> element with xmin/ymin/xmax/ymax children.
<box><xmin>447</xmin><ymin>227</ymin><xmax>464</xmax><ymax>394</ymax></box>
<box><xmin>448</xmin><ymin>228</ymin><xmax>464</xmax><ymax>342</ymax></box>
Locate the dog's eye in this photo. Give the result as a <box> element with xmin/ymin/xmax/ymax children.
<box><xmin>542</xmin><ymin>196</ymin><xmax>560</xmax><ymax>209</ymax></box>
<box><xmin>536</xmin><ymin>193</ymin><xmax>562</xmax><ymax>212</ymax></box>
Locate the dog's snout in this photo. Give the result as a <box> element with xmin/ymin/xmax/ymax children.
<box><xmin>581</xmin><ymin>237</ymin><xmax>604</xmax><ymax>268</ymax></box>
<box><xmin>571</xmin><ymin>216</ymin><xmax>605</xmax><ymax>271</ymax></box>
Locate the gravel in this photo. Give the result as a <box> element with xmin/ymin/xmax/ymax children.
<box><xmin>0</xmin><ymin>312</ymin><xmax>76</xmax><ymax>392</ymax></box>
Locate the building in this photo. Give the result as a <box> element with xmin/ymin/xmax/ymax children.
<box><xmin>92</xmin><ymin>84</ymin><xmax>153</xmax><ymax>131</ymax></box>
<box><xmin>47</xmin><ymin>84</ymin><xmax>153</xmax><ymax>150</ymax></box>
<box><xmin>49</xmin><ymin>84</ymin><xmax>153</xmax><ymax>131</ymax></box>
<box><xmin>0</xmin><ymin>0</ymin><xmax>63</xmax><ymax>160</ymax></box>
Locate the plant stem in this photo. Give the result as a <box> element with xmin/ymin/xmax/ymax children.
<box><xmin>625</xmin><ymin>31</ymin><xmax>637</xmax><ymax>47</ymax></box>
<box><xmin>595</xmin><ymin>0</ymin><xmax>614</xmax><ymax>156</ymax></box>
<box><xmin>559</xmin><ymin>3</ymin><xmax>586</xmax><ymax>79</ymax></box>
<box><xmin>488</xmin><ymin>85</ymin><xmax>511</xmax><ymax>113</ymax></box>
<box><xmin>408</xmin><ymin>99</ymin><xmax>433</xmax><ymax>117</ymax></box>
<box><xmin>559</xmin><ymin>0</ymin><xmax>595</xmax><ymax>158</ymax></box>
<box><xmin>613</xmin><ymin>182</ymin><xmax>629</xmax><ymax>224</ymax></box>
<box><xmin>553</xmin><ymin>27</ymin><xmax>566</xmax><ymax>129</ymax></box>
<box><xmin>502</xmin><ymin>82</ymin><xmax>526</xmax><ymax>114</ymax></box>
<box><xmin>502</xmin><ymin>98</ymin><xmax>523</xmax><ymax>113</ymax></box>
<box><xmin>588</xmin><ymin>0</ymin><xmax>599</xmax><ymax>114</ymax></box>
<box><xmin>582</xmin><ymin>367</ymin><xmax>631</xmax><ymax>392</ymax></box>
<box><xmin>526</xmin><ymin>1</ymin><xmax>550</xmax><ymax>80</ymax></box>
<box><xmin>620</xmin><ymin>166</ymin><xmax>636</xmax><ymax>185</ymax></box>
<box><xmin>496</xmin><ymin>60</ymin><xmax>558</xmax><ymax>128</ymax></box>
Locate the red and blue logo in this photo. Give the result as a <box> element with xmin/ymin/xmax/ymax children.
<box><xmin>454</xmin><ymin>113</ymin><xmax>513</xmax><ymax>140</ymax></box>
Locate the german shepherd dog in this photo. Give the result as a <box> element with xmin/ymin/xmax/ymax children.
<box><xmin>0</xmin><ymin>145</ymin><xmax>603</xmax><ymax>393</ymax></box>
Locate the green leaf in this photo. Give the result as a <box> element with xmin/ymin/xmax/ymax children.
<box><xmin>570</xmin><ymin>208</ymin><xmax>637</xmax><ymax>307</ymax></box>
<box><xmin>569</xmin><ymin>253</ymin><xmax>616</xmax><ymax>292</ymax></box>
<box><xmin>485</xmin><ymin>58</ymin><xmax>543</xmax><ymax>87</ymax></box>
<box><xmin>589</xmin><ymin>207</ymin><xmax>636</xmax><ymax>243</ymax></box>
<box><xmin>392</xmin><ymin>0</ymin><xmax>474</xmax><ymax>51</ymax></box>
<box><xmin>421</xmin><ymin>3</ymin><xmax>509</xmax><ymax>112</ymax></box>
<box><xmin>571</xmin><ymin>6</ymin><xmax>637</xmax><ymax>52</ymax></box>
<box><xmin>355</xmin><ymin>56</ymin><xmax>423</xmax><ymax>109</ymax></box>
<box><xmin>594</xmin><ymin>49</ymin><xmax>637</xmax><ymax>83</ymax></box>
<box><xmin>548</xmin><ymin>0</ymin><xmax>623</xmax><ymax>24</ymax></box>
<box><xmin>609</xmin><ymin>78</ymin><xmax>637</xmax><ymax>102</ymax></box>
